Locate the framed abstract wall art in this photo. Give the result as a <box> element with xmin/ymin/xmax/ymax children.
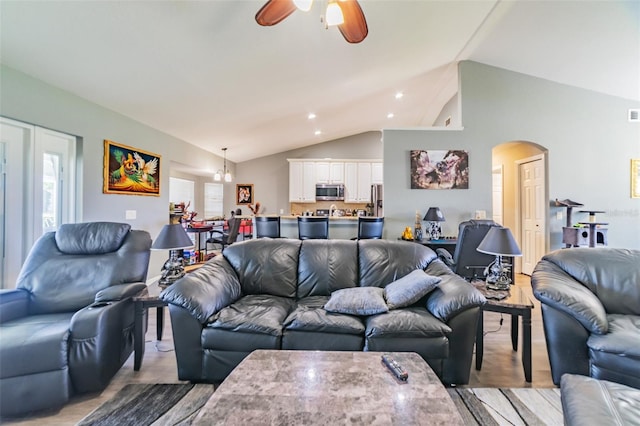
<box><xmin>410</xmin><ymin>150</ymin><xmax>469</xmax><ymax>189</ymax></box>
<box><xmin>103</xmin><ymin>140</ymin><xmax>160</xmax><ymax>196</ymax></box>
<box><xmin>236</xmin><ymin>184</ymin><xmax>254</xmax><ymax>205</ymax></box>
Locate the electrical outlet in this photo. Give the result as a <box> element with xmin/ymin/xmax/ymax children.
<box><xmin>556</xmin><ymin>211</ymin><xmax>563</xmax><ymax>221</ymax></box>
<box><xmin>125</xmin><ymin>210</ymin><xmax>137</xmax><ymax>220</ymax></box>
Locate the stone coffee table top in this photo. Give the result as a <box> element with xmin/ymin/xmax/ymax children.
<box><xmin>194</xmin><ymin>350</ymin><xmax>463</xmax><ymax>425</ymax></box>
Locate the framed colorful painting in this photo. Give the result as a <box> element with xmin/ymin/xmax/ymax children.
<box><xmin>103</xmin><ymin>140</ymin><xmax>160</xmax><ymax>196</ymax></box>
<box><xmin>236</xmin><ymin>184</ymin><xmax>253</xmax><ymax>205</ymax></box>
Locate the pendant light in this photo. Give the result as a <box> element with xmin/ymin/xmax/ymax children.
<box><xmin>214</xmin><ymin>148</ymin><xmax>232</xmax><ymax>182</ymax></box>
<box><xmin>325</xmin><ymin>1</ymin><xmax>344</xmax><ymax>26</ymax></box>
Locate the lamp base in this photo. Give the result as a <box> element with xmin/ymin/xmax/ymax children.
<box><xmin>159</xmin><ymin>250</ymin><xmax>186</xmax><ymax>286</ymax></box>
<box><xmin>484</xmin><ymin>256</ymin><xmax>512</xmax><ymax>291</ymax></box>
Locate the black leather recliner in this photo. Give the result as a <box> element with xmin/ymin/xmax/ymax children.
<box><xmin>532</xmin><ymin>247</ymin><xmax>640</xmax><ymax>389</ymax></box>
<box><xmin>0</xmin><ymin>222</ymin><xmax>151</xmax><ymax>417</ymax></box>
<box><xmin>436</xmin><ymin>219</ymin><xmax>499</xmax><ymax>280</ymax></box>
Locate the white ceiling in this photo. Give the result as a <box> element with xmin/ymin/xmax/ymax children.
<box><xmin>1</xmin><ymin>1</ymin><xmax>638</xmax><ymax>163</ymax></box>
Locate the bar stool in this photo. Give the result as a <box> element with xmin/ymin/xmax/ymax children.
<box><xmin>255</xmin><ymin>216</ymin><xmax>281</xmax><ymax>238</ymax></box>
<box><xmin>356</xmin><ymin>217</ymin><xmax>384</xmax><ymax>239</ymax></box>
<box><xmin>297</xmin><ymin>216</ymin><xmax>329</xmax><ymax>240</ymax></box>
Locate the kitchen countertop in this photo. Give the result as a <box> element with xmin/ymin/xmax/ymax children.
<box><xmin>281</xmin><ymin>215</ymin><xmax>361</xmax><ymax>220</ymax></box>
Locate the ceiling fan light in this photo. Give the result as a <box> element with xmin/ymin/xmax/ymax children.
<box><xmin>325</xmin><ymin>2</ymin><xmax>344</xmax><ymax>26</ymax></box>
<box><xmin>293</xmin><ymin>0</ymin><xmax>313</xmax><ymax>12</ymax></box>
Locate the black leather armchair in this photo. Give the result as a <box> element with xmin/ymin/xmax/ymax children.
<box><xmin>436</xmin><ymin>219</ymin><xmax>499</xmax><ymax>280</ymax></box>
<box><xmin>532</xmin><ymin>248</ymin><xmax>640</xmax><ymax>389</ymax></box>
<box><xmin>0</xmin><ymin>222</ymin><xmax>151</xmax><ymax>417</ymax></box>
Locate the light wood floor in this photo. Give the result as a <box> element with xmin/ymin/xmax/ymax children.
<box><xmin>4</xmin><ymin>274</ymin><xmax>553</xmax><ymax>425</ymax></box>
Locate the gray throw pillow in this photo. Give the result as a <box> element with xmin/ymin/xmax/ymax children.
<box><xmin>384</xmin><ymin>269</ymin><xmax>441</xmax><ymax>310</ymax></box>
<box><xmin>324</xmin><ymin>287</ymin><xmax>389</xmax><ymax>316</ymax></box>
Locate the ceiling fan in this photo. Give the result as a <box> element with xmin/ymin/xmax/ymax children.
<box><xmin>255</xmin><ymin>0</ymin><xmax>368</xmax><ymax>44</ymax></box>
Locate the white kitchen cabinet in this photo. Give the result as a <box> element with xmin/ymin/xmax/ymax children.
<box><xmin>289</xmin><ymin>160</ymin><xmax>316</xmax><ymax>202</ymax></box>
<box><xmin>344</xmin><ymin>162</ymin><xmax>372</xmax><ymax>203</ymax></box>
<box><xmin>371</xmin><ymin>162</ymin><xmax>383</xmax><ymax>184</ymax></box>
<box><xmin>316</xmin><ymin>161</ymin><xmax>344</xmax><ymax>184</ymax></box>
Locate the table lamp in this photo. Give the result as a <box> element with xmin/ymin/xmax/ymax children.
<box><xmin>476</xmin><ymin>226</ymin><xmax>522</xmax><ymax>290</ymax></box>
<box><xmin>151</xmin><ymin>224</ymin><xmax>194</xmax><ymax>286</ymax></box>
<box><xmin>423</xmin><ymin>207</ymin><xmax>445</xmax><ymax>240</ymax></box>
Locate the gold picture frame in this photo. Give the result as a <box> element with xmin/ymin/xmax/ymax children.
<box><xmin>632</xmin><ymin>159</ymin><xmax>640</xmax><ymax>198</ymax></box>
<box><xmin>236</xmin><ymin>184</ymin><xmax>253</xmax><ymax>205</ymax></box>
<box><xmin>103</xmin><ymin>140</ymin><xmax>161</xmax><ymax>196</ymax></box>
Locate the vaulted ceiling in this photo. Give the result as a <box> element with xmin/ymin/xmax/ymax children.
<box><xmin>1</xmin><ymin>1</ymin><xmax>638</xmax><ymax>163</ymax></box>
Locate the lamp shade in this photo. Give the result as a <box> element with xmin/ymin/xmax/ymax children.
<box><xmin>476</xmin><ymin>227</ymin><xmax>522</xmax><ymax>257</ymax></box>
<box><xmin>151</xmin><ymin>224</ymin><xmax>194</xmax><ymax>250</ymax></box>
<box><xmin>423</xmin><ymin>207</ymin><xmax>445</xmax><ymax>222</ymax></box>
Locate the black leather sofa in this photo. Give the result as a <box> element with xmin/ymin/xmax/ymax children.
<box><xmin>531</xmin><ymin>247</ymin><xmax>640</xmax><ymax>389</ymax></box>
<box><xmin>561</xmin><ymin>374</ymin><xmax>640</xmax><ymax>426</ymax></box>
<box><xmin>0</xmin><ymin>222</ymin><xmax>151</xmax><ymax>417</ymax></box>
<box><xmin>161</xmin><ymin>238</ymin><xmax>486</xmax><ymax>385</ymax></box>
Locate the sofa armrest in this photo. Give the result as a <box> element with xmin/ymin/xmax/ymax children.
<box><xmin>532</xmin><ymin>260</ymin><xmax>608</xmax><ymax>334</ymax></box>
<box><xmin>424</xmin><ymin>259</ymin><xmax>486</xmax><ymax>322</ymax></box>
<box><xmin>160</xmin><ymin>255</ymin><xmax>242</xmax><ymax>323</ymax></box>
<box><xmin>95</xmin><ymin>282</ymin><xmax>147</xmax><ymax>303</ymax></box>
<box><xmin>0</xmin><ymin>289</ymin><xmax>29</xmax><ymax>323</ymax></box>
<box><xmin>435</xmin><ymin>248</ymin><xmax>454</xmax><ymax>268</ymax></box>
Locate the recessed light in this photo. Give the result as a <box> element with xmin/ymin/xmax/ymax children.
<box><xmin>387</xmin><ymin>113</ymin><xmax>394</xmax><ymax>119</ymax></box>
<box><xmin>308</xmin><ymin>113</ymin><xmax>316</xmax><ymax>120</ymax></box>
<box><xmin>395</xmin><ymin>92</ymin><xmax>404</xmax><ymax>100</ymax></box>
<box><xmin>314</xmin><ymin>130</ymin><xmax>322</xmax><ymax>135</ymax></box>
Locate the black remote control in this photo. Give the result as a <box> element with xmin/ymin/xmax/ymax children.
<box><xmin>381</xmin><ymin>354</ymin><xmax>408</xmax><ymax>381</ymax></box>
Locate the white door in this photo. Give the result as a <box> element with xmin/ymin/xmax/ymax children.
<box><xmin>0</xmin><ymin>118</ymin><xmax>76</xmax><ymax>289</ymax></box>
<box><xmin>520</xmin><ymin>158</ymin><xmax>545</xmax><ymax>275</ymax></box>
<box><xmin>0</xmin><ymin>118</ymin><xmax>32</xmax><ymax>288</ymax></box>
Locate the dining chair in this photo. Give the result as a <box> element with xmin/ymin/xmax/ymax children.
<box><xmin>255</xmin><ymin>216</ymin><xmax>281</xmax><ymax>238</ymax></box>
<box><xmin>207</xmin><ymin>217</ymin><xmax>241</xmax><ymax>251</ymax></box>
<box><xmin>297</xmin><ymin>216</ymin><xmax>329</xmax><ymax>240</ymax></box>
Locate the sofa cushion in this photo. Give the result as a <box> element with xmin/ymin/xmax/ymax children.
<box><xmin>203</xmin><ymin>295</ymin><xmax>295</xmax><ymax>351</ymax></box>
<box><xmin>0</xmin><ymin>313</ymin><xmax>72</xmax><ymax>378</ymax></box>
<box><xmin>365</xmin><ymin>306</ymin><xmax>452</xmax><ymax>339</ymax></box>
<box><xmin>223</xmin><ymin>239</ymin><xmax>301</xmax><ymax>298</ymax></box>
<box><xmin>297</xmin><ymin>240</ymin><xmax>358</xmax><ymax>298</ymax></box>
<box><xmin>384</xmin><ymin>269</ymin><xmax>441</xmax><ymax>310</ymax></box>
<box><xmin>324</xmin><ymin>287</ymin><xmax>388</xmax><ymax>316</ymax></box>
<box><xmin>358</xmin><ymin>239</ymin><xmax>436</xmax><ymax>288</ymax></box>
<box><xmin>284</xmin><ymin>296</ymin><xmax>365</xmax><ymax>335</ymax></box>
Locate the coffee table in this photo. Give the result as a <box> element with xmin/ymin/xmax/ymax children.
<box><xmin>473</xmin><ymin>282</ymin><xmax>534</xmax><ymax>382</ymax></box>
<box><xmin>193</xmin><ymin>350</ymin><xmax>463</xmax><ymax>425</ymax></box>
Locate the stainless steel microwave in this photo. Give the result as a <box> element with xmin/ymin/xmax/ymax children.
<box><xmin>315</xmin><ymin>184</ymin><xmax>345</xmax><ymax>201</ymax></box>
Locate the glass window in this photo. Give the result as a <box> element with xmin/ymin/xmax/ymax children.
<box><xmin>204</xmin><ymin>183</ymin><xmax>223</xmax><ymax>219</ymax></box>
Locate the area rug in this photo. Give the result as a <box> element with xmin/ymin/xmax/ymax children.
<box><xmin>76</xmin><ymin>383</ymin><xmax>215</xmax><ymax>426</ymax></box>
<box><xmin>78</xmin><ymin>384</ymin><xmax>562</xmax><ymax>425</ymax></box>
<box><xmin>448</xmin><ymin>387</ymin><xmax>563</xmax><ymax>425</ymax></box>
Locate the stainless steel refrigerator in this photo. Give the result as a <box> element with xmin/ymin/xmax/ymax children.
<box><xmin>370</xmin><ymin>184</ymin><xmax>383</xmax><ymax>217</ymax></box>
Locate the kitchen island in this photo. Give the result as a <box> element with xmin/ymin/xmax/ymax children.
<box><xmin>280</xmin><ymin>215</ymin><xmax>361</xmax><ymax>240</ymax></box>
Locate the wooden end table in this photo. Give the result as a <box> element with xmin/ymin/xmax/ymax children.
<box><xmin>473</xmin><ymin>282</ymin><xmax>534</xmax><ymax>382</ymax></box>
<box><xmin>133</xmin><ymin>281</ymin><xmax>168</xmax><ymax>371</ymax></box>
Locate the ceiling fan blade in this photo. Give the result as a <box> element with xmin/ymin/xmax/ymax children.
<box><xmin>255</xmin><ymin>0</ymin><xmax>297</xmax><ymax>26</ymax></box>
<box><xmin>337</xmin><ymin>0</ymin><xmax>368</xmax><ymax>43</ymax></box>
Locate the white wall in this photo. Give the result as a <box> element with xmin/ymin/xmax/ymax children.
<box><xmin>384</xmin><ymin>61</ymin><xmax>640</xmax><ymax>250</ymax></box>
